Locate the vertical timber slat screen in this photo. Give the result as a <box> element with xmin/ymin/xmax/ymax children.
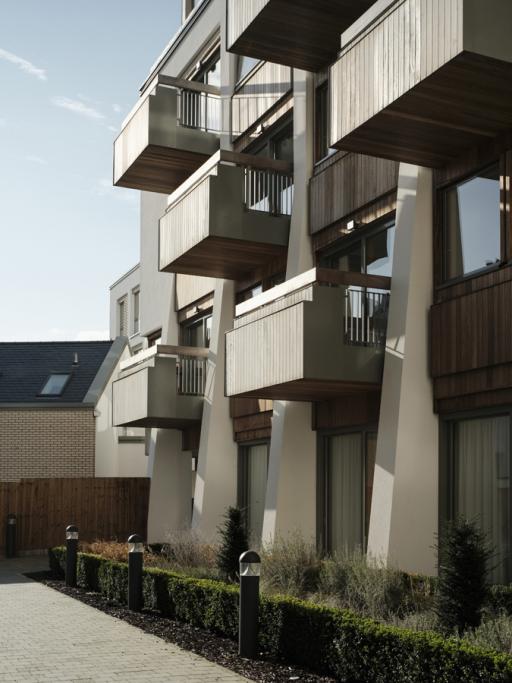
<box><xmin>0</xmin><ymin>478</ymin><xmax>150</xmax><ymax>553</ymax></box>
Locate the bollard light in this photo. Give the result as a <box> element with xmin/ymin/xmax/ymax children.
<box><xmin>65</xmin><ymin>524</ymin><xmax>79</xmax><ymax>588</ymax></box>
<box><xmin>5</xmin><ymin>513</ymin><xmax>16</xmax><ymax>559</ymax></box>
<box><xmin>239</xmin><ymin>550</ymin><xmax>261</xmax><ymax>659</ymax></box>
<box><xmin>127</xmin><ymin>534</ymin><xmax>143</xmax><ymax>612</ymax></box>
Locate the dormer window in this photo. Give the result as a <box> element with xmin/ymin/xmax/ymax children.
<box><xmin>39</xmin><ymin>374</ymin><xmax>70</xmax><ymax>397</ymax></box>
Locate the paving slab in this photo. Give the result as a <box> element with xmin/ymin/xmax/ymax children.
<box><xmin>0</xmin><ymin>557</ymin><xmax>250</xmax><ymax>683</ymax></box>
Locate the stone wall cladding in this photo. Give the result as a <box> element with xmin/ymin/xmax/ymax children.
<box><xmin>0</xmin><ymin>409</ymin><xmax>95</xmax><ymax>481</ymax></box>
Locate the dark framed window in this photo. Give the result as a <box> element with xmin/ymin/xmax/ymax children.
<box><xmin>442</xmin><ymin>163</ymin><xmax>501</xmax><ymax>282</ymax></box>
<box><xmin>147</xmin><ymin>329</ymin><xmax>162</xmax><ymax>348</ymax></box>
<box><xmin>319</xmin><ymin>218</ymin><xmax>395</xmax><ymax>277</ymax></box>
<box><xmin>318</xmin><ymin>428</ymin><xmax>377</xmax><ymax>555</ymax></box>
<box><xmin>238</xmin><ymin>441</ymin><xmax>270</xmax><ymax>543</ymax></box>
<box><xmin>180</xmin><ymin>313</ymin><xmax>212</xmax><ymax>348</ymax></box>
<box><xmin>192</xmin><ymin>48</ymin><xmax>220</xmax><ymax>87</ymax></box>
<box><xmin>441</xmin><ymin>410</ymin><xmax>512</xmax><ymax>584</ymax></box>
<box><xmin>237</xmin><ymin>283</ymin><xmax>263</xmax><ymax>305</ymax></box>
<box><xmin>314</xmin><ymin>82</ymin><xmax>336</xmax><ymax>163</ymax></box>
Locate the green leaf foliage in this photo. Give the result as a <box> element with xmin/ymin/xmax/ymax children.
<box><xmin>216</xmin><ymin>506</ymin><xmax>249</xmax><ymax>582</ymax></box>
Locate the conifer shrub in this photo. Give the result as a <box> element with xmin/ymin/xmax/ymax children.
<box><xmin>216</xmin><ymin>506</ymin><xmax>249</xmax><ymax>582</ymax></box>
<box><xmin>436</xmin><ymin>517</ymin><xmax>492</xmax><ymax>634</ymax></box>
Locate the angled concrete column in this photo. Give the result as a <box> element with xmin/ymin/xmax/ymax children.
<box><xmin>192</xmin><ymin>280</ymin><xmax>238</xmax><ymax>540</ymax></box>
<box><xmin>367</xmin><ymin>164</ymin><xmax>438</xmax><ymax>576</ymax></box>
<box><xmin>263</xmin><ymin>69</ymin><xmax>317</xmax><ymax>546</ymax></box>
<box><xmin>146</xmin><ymin>274</ymin><xmax>192</xmax><ymax>543</ymax></box>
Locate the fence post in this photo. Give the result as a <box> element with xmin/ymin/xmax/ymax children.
<box><xmin>128</xmin><ymin>534</ymin><xmax>144</xmax><ymax>612</ymax></box>
<box><xmin>5</xmin><ymin>514</ymin><xmax>16</xmax><ymax>558</ymax></box>
<box><xmin>65</xmin><ymin>525</ymin><xmax>79</xmax><ymax>587</ymax></box>
<box><xmin>239</xmin><ymin>550</ymin><xmax>261</xmax><ymax>659</ymax></box>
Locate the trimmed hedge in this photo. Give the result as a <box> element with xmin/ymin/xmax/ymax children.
<box><xmin>49</xmin><ymin>547</ymin><xmax>512</xmax><ymax>683</ymax></box>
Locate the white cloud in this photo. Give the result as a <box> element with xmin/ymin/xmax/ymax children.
<box><xmin>0</xmin><ymin>47</ymin><xmax>47</xmax><ymax>81</ymax></box>
<box><xmin>25</xmin><ymin>155</ymin><xmax>47</xmax><ymax>165</ymax></box>
<box><xmin>112</xmin><ymin>103</ymin><xmax>122</xmax><ymax>113</ymax></box>
<box><xmin>0</xmin><ymin>117</ymin><xmax>6</xmax><ymax>127</ymax></box>
<box><xmin>107</xmin><ymin>124</ymin><xmax>118</xmax><ymax>133</ymax></box>
<box><xmin>51</xmin><ymin>96</ymin><xmax>105</xmax><ymax>121</ymax></box>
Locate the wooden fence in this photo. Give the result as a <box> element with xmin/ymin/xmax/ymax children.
<box><xmin>0</xmin><ymin>478</ymin><xmax>150</xmax><ymax>554</ymax></box>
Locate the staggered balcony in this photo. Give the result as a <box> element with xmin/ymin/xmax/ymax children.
<box><xmin>112</xmin><ymin>345</ymin><xmax>208</xmax><ymax>429</ymax></box>
<box><xmin>113</xmin><ymin>76</ymin><xmax>220</xmax><ymax>194</ymax></box>
<box><xmin>227</xmin><ymin>0</ymin><xmax>375</xmax><ymax>72</ymax></box>
<box><xmin>159</xmin><ymin>150</ymin><xmax>292</xmax><ymax>279</ymax></box>
<box><xmin>330</xmin><ymin>0</ymin><xmax>512</xmax><ymax>167</ymax></box>
<box><xmin>225</xmin><ymin>268</ymin><xmax>391</xmax><ymax>401</ymax></box>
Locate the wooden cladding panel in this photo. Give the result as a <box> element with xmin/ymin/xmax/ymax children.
<box><xmin>228</xmin><ymin>0</ymin><xmax>375</xmax><ymax>72</ymax></box>
<box><xmin>0</xmin><ymin>478</ymin><xmax>149</xmax><ymax>553</ymax></box>
<box><xmin>331</xmin><ymin>0</ymin><xmax>512</xmax><ymax>167</ymax></box>
<box><xmin>310</xmin><ymin>153</ymin><xmax>399</xmax><ymax>234</ymax></box>
<box><xmin>232</xmin><ymin>62</ymin><xmax>292</xmax><ymax>139</ymax></box>
<box><xmin>314</xmin><ymin>392</ymin><xmax>381</xmax><ymax>431</ymax></box>
<box><xmin>233</xmin><ymin>411</ymin><xmax>272</xmax><ymax>443</ymax></box>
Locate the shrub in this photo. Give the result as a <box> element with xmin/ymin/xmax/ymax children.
<box><xmin>162</xmin><ymin>530</ymin><xmax>219</xmax><ymax>579</ymax></box>
<box><xmin>48</xmin><ymin>546</ymin><xmax>512</xmax><ymax>682</ymax></box>
<box><xmin>436</xmin><ymin>518</ymin><xmax>492</xmax><ymax>634</ymax></box>
<box><xmin>261</xmin><ymin>533</ymin><xmax>321</xmax><ymax>597</ymax></box>
<box><xmin>216</xmin><ymin>507</ymin><xmax>248</xmax><ymax>582</ymax></box>
<box><xmin>464</xmin><ymin>613</ymin><xmax>512</xmax><ymax>655</ymax></box>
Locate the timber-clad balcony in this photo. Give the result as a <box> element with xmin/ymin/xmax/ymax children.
<box><xmin>112</xmin><ymin>345</ymin><xmax>208</xmax><ymax>429</ymax></box>
<box><xmin>330</xmin><ymin>0</ymin><xmax>512</xmax><ymax>167</ymax></box>
<box><xmin>159</xmin><ymin>150</ymin><xmax>292</xmax><ymax>279</ymax></box>
<box><xmin>113</xmin><ymin>75</ymin><xmax>220</xmax><ymax>194</ymax></box>
<box><xmin>225</xmin><ymin>268</ymin><xmax>391</xmax><ymax>401</ymax></box>
<box><xmin>227</xmin><ymin>0</ymin><xmax>375</xmax><ymax>72</ymax></box>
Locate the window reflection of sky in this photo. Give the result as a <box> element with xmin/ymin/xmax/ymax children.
<box><xmin>457</xmin><ymin>177</ymin><xmax>500</xmax><ymax>274</ymax></box>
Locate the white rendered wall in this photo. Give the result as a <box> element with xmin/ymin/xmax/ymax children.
<box><xmin>94</xmin><ymin>345</ymin><xmax>147</xmax><ymax>477</ymax></box>
<box><xmin>109</xmin><ymin>264</ymin><xmax>143</xmax><ymax>351</ymax></box>
<box><xmin>263</xmin><ymin>69</ymin><xmax>317</xmax><ymax>545</ymax></box>
<box><xmin>367</xmin><ymin>164</ymin><xmax>439</xmax><ymax>576</ymax></box>
<box><xmin>192</xmin><ymin>280</ymin><xmax>238</xmax><ymax>540</ymax></box>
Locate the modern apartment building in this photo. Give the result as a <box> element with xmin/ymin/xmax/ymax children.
<box><xmin>111</xmin><ymin>0</ymin><xmax>512</xmax><ymax>583</ymax></box>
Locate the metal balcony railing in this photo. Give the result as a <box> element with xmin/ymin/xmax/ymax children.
<box><xmin>177</xmin><ymin>355</ymin><xmax>208</xmax><ymax>396</ymax></box>
<box><xmin>179</xmin><ymin>88</ymin><xmax>221</xmax><ymax>133</ymax></box>
<box><xmin>344</xmin><ymin>288</ymin><xmax>390</xmax><ymax>348</ymax></box>
<box><xmin>244</xmin><ymin>166</ymin><xmax>294</xmax><ymax>216</ymax></box>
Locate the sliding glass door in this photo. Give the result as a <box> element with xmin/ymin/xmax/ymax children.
<box><xmin>444</xmin><ymin>414</ymin><xmax>511</xmax><ymax>584</ymax></box>
<box><xmin>238</xmin><ymin>442</ymin><xmax>269</xmax><ymax>544</ymax></box>
<box><xmin>322</xmin><ymin>430</ymin><xmax>377</xmax><ymax>555</ymax></box>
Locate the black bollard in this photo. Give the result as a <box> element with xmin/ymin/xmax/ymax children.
<box><xmin>5</xmin><ymin>514</ymin><xmax>16</xmax><ymax>558</ymax></box>
<box><xmin>65</xmin><ymin>525</ymin><xmax>79</xmax><ymax>587</ymax></box>
<box><xmin>239</xmin><ymin>550</ymin><xmax>261</xmax><ymax>659</ymax></box>
<box><xmin>128</xmin><ymin>534</ymin><xmax>143</xmax><ymax>612</ymax></box>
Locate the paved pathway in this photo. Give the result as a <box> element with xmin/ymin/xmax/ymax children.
<box><xmin>0</xmin><ymin>557</ymin><xmax>250</xmax><ymax>683</ymax></box>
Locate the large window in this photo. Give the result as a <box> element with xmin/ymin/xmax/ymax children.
<box><xmin>238</xmin><ymin>442</ymin><xmax>270</xmax><ymax>543</ymax></box>
<box><xmin>443</xmin><ymin>163</ymin><xmax>501</xmax><ymax>281</ymax></box>
<box><xmin>181</xmin><ymin>313</ymin><xmax>212</xmax><ymax>349</ymax></box>
<box><xmin>443</xmin><ymin>413</ymin><xmax>511</xmax><ymax>584</ymax></box>
<box><xmin>320</xmin><ymin>430</ymin><xmax>376</xmax><ymax>554</ymax></box>
<box><xmin>237</xmin><ymin>56</ymin><xmax>260</xmax><ymax>84</ymax></box>
<box><xmin>192</xmin><ymin>48</ymin><xmax>220</xmax><ymax>87</ymax></box>
<box><xmin>320</xmin><ymin>220</ymin><xmax>395</xmax><ymax>277</ymax></box>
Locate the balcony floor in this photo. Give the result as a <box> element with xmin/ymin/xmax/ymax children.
<box><xmin>161</xmin><ymin>235</ymin><xmax>288</xmax><ymax>280</ymax></box>
<box><xmin>229</xmin><ymin>378</ymin><xmax>382</xmax><ymax>402</ymax></box>
<box><xmin>115</xmin><ymin>145</ymin><xmax>211</xmax><ymax>195</ymax></box>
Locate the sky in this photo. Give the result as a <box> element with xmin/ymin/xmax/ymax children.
<box><xmin>0</xmin><ymin>0</ymin><xmax>182</xmax><ymax>341</ymax></box>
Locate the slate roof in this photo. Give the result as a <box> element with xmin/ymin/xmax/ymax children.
<box><xmin>0</xmin><ymin>341</ymin><xmax>114</xmax><ymax>404</ymax></box>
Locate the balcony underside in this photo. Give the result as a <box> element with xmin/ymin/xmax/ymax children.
<box><xmin>230</xmin><ymin>378</ymin><xmax>382</xmax><ymax>402</ymax></box>
<box><xmin>229</xmin><ymin>0</ymin><xmax>374</xmax><ymax>72</ymax></box>
<box><xmin>114</xmin><ymin>145</ymin><xmax>211</xmax><ymax>195</ymax></box>
<box><xmin>334</xmin><ymin>53</ymin><xmax>512</xmax><ymax>168</ymax></box>
<box><xmin>117</xmin><ymin>415</ymin><xmax>201</xmax><ymax>430</ymax></box>
<box><xmin>160</xmin><ymin>235</ymin><xmax>288</xmax><ymax>280</ymax></box>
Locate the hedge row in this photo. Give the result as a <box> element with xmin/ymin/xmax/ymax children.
<box><xmin>49</xmin><ymin>547</ymin><xmax>512</xmax><ymax>683</ymax></box>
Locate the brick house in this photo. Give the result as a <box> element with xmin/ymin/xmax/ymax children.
<box><xmin>0</xmin><ymin>340</ymin><xmax>146</xmax><ymax>481</ymax></box>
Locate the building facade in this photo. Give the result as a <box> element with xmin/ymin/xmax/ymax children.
<box><xmin>111</xmin><ymin>0</ymin><xmax>512</xmax><ymax>583</ymax></box>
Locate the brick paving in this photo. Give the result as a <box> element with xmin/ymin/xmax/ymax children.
<box><xmin>0</xmin><ymin>557</ymin><xmax>250</xmax><ymax>683</ymax></box>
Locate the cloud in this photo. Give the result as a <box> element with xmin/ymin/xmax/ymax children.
<box><xmin>51</xmin><ymin>96</ymin><xmax>105</xmax><ymax>121</ymax></box>
<box><xmin>0</xmin><ymin>47</ymin><xmax>47</xmax><ymax>81</ymax></box>
<box><xmin>107</xmin><ymin>125</ymin><xmax>118</xmax><ymax>133</ymax></box>
<box><xmin>112</xmin><ymin>104</ymin><xmax>122</xmax><ymax>113</ymax></box>
<box><xmin>25</xmin><ymin>155</ymin><xmax>47</xmax><ymax>165</ymax></box>
<box><xmin>0</xmin><ymin>117</ymin><xmax>5</xmax><ymax>127</ymax></box>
